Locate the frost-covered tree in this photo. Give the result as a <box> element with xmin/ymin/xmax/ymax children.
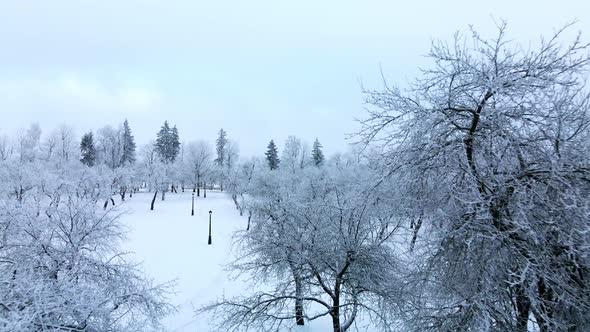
<box><xmin>299</xmin><ymin>141</ymin><xmax>310</xmax><ymax>169</ymax></box>
<box><xmin>359</xmin><ymin>23</ymin><xmax>590</xmax><ymax>332</ymax></box>
<box><xmin>281</xmin><ymin>136</ymin><xmax>302</xmax><ymax>173</ymax></box>
<box><xmin>225</xmin><ymin>157</ymin><xmax>257</xmax><ymax>217</ymax></box>
<box><xmin>137</xmin><ymin>142</ymin><xmax>169</xmax><ymax>208</ymax></box>
<box><xmin>0</xmin><ymin>134</ymin><xmax>13</xmax><ymax>161</ymax></box>
<box><xmin>43</xmin><ymin>130</ymin><xmax>58</xmax><ymax>161</ymax></box>
<box><xmin>40</xmin><ymin>124</ymin><xmax>78</xmax><ymax>163</ymax></box>
<box><xmin>0</xmin><ymin>159</ymin><xmax>172</xmax><ymax>331</ymax></box>
<box><xmin>311</xmin><ymin>138</ymin><xmax>324</xmax><ymax>166</ymax></box>
<box><xmin>155</xmin><ymin>121</ymin><xmax>171</xmax><ymax>160</ymax></box>
<box><xmin>217</xmin><ymin>140</ymin><xmax>240</xmax><ymax>192</ymax></box>
<box><xmin>265</xmin><ymin>139</ymin><xmax>280</xmax><ymax>170</ymax></box>
<box><xmin>214</xmin><ymin>128</ymin><xmax>228</xmax><ymax>166</ymax></box>
<box><xmin>202</xmin><ymin>162</ymin><xmax>403</xmax><ymax>332</ymax></box>
<box><xmin>138</xmin><ymin>141</ymin><xmax>159</xmax><ymax>192</ymax></box>
<box><xmin>171</xmin><ymin>125</ymin><xmax>180</xmax><ymax>162</ymax></box>
<box><xmin>80</xmin><ymin>131</ymin><xmax>97</xmax><ymax>167</ymax></box>
<box><xmin>155</xmin><ymin>121</ymin><xmax>170</xmax><ymax>162</ymax></box>
<box><xmin>51</xmin><ymin>124</ymin><xmax>77</xmax><ymax>163</ymax></box>
<box><xmin>18</xmin><ymin>123</ymin><xmax>41</xmax><ymax>163</ymax></box>
<box><xmin>185</xmin><ymin>140</ymin><xmax>214</xmax><ymax>196</ymax></box>
<box><xmin>121</xmin><ymin>119</ymin><xmax>137</xmax><ymax>165</ymax></box>
<box><xmin>96</xmin><ymin>125</ymin><xmax>123</xmax><ymax>169</ymax></box>
<box><xmin>155</xmin><ymin>121</ymin><xmax>180</xmax><ymax>163</ymax></box>
<box><xmin>213</xmin><ymin>128</ymin><xmax>229</xmax><ymax>190</ymax></box>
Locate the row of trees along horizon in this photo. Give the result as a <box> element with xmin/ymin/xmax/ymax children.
<box><xmin>1</xmin><ymin>119</ymin><xmax>328</xmax><ymax>207</ymax></box>
<box><xmin>1</xmin><ymin>22</ymin><xmax>590</xmax><ymax>332</ymax></box>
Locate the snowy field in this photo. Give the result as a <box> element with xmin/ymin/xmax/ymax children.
<box><xmin>119</xmin><ymin>191</ymin><xmax>372</xmax><ymax>332</ymax></box>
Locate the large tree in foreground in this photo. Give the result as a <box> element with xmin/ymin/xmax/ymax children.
<box><xmin>359</xmin><ymin>23</ymin><xmax>590</xmax><ymax>331</ymax></box>
<box><xmin>201</xmin><ymin>162</ymin><xmax>403</xmax><ymax>332</ymax></box>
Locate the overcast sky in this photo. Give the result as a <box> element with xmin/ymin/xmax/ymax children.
<box><xmin>0</xmin><ymin>0</ymin><xmax>588</xmax><ymax>157</ymax></box>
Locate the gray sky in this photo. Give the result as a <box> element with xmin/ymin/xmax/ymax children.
<box><xmin>0</xmin><ymin>0</ymin><xmax>588</xmax><ymax>157</ymax></box>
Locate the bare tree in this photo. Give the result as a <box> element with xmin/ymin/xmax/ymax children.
<box><xmin>201</xmin><ymin>163</ymin><xmax>403</xmax><ymax>332</ymax></box>
<box><xmin>185</xmin><ymin>140</ymin><xmax>213</xmax><ymax>196</ymax></box>
<box><xmin>0</xmin><ymin>134</ymin><xmax>13</xmax><ymax>161</ymax></box>
<box><xmin>0</xmin><ymin>159</ymin><xmax>173</xmax><ymax>331</ymax></box>
<box><xmin>359</xmin><ymin>22</ymin><xmax>590</xmax><ymax>331</ymax></box>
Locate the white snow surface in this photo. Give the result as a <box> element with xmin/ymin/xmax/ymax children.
<box><xmin>119</xmin><ymin>191</ymin><xmax>373</xmax><ymax>332</ymax></box>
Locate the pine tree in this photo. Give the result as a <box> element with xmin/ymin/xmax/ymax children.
<box><xmin>80</xmin><ymin>132</ymin><xmax>96</xmax><ymax>167</ymax></box>
<box><xmin>155</xmin><ymin>121</ymin><xmax>171</xmax><ymax>162</ymax></box>
<box><xmin>215</xmin><ymin>128</ymin><xmax>227</xmax><ymax>166</ymax></box>
<box><xmin>265</xmin><ymin>140</ymin><xmax>280</xmax><ymax>170</ymax></box>
<box><xmin>120</xmin><ymin>119</ymin><xmax>136</xmax><ymax>165</ymax></box>
<box><xmin>170</xmin><ymin>125</ymin><xmax>180</xmax><ymax>162</ymax></box>
<box><xmin>312</xmin><ymin>138</ymin><xmax>324</xmax><ymax>166</ymax></box>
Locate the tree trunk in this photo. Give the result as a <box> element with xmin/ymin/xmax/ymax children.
<box><xmin>534</xmin><ymin>277</ymin><xmax>553</xmax><ymax>332</ymax></box>
<box><xmin>331</xmin><ymin>305</ymin><xmax>341</xmax><ymax>332</ymax></box>
<box><xmin>294</xmin><ymin>272</ymin><xmax>304</xmax><ymax>325</ymax></box>
<box><xmin>332</xmin><ymin>275</ymin><xmax>343</xmax><ymax>332</ymax></box>
<box><xmin>161</xmin><ymin>189</ymin><xmax>166</xmax><ymax>201</ymax></box>
<box><xmin>515</xmin><ymin>284</ymin><xmax>531</xmax><ymax>332</ymax></box>
<box><xmin>247</xmin><ymin>211</ymin><xmax>252</xmax><ymax>231</ymax></box>
<box><xmin>232</xmin><ymin>194</ymin><xmax>240</xmax><ymax>211</ymax></box>
<box><xmin>151</xmin><ymin>191</ymin><xmax>158</xmax><ymax>210</ymax></box>
<box><xmin>204</xmin><ymin>182</ymin><xmax>207</xmax><ymax>198</ymax></box>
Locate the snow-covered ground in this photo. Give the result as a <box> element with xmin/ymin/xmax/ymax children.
<box><xmin>119</xmin><ymin>190</ymin><xmax>243</xmax><ymax>331</ymax></box>
<box><xmin>119</xmin><ymin>191</ymin><xmax>372</xmax><ymax>332</ymax></box>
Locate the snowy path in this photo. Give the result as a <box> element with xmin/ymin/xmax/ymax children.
<box><xmin>120</xmin><ymin>191</ymin><xmax>246</xmax><ymax>331</ymax></box>
<box><xmin>119</xmin><ymin>191</ymin><xmax>370</xmax><ymax>332</ymax></box>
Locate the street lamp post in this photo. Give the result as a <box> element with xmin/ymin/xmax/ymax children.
<box><xmin>191</xmin><ymin>192</ymin><xmax>195</xmax><ymax>216</ymax></box>
<box><xmin>208</xmin><ymin>210</ymin><xmax>212</xmax><ymax>245</ymax></box>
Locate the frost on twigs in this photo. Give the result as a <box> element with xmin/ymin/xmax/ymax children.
<box><xmin>359</xmin><ymin>21</ymin><xmax>590</xmax><ymax>331</ymax></box>
<box><xmin>0</xmin><ymin>160</ymin><xmax>174</xmax><ymax>331</ymax></box>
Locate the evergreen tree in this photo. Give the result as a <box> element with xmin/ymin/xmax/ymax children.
<box><xmin>311</xmin><ymin>138</ymin><xmax>324</xmax><ymax>166</ymax></box>
<box><xmin>215</xmin><ymin>128</ymin><xmax>227</xmax><ymax>166</ymax></box>
<box><xmin>265</xmin><ymin>140</ymin><xmax>280</xmax><ymax>170</ymax></box>
<box><xmin>80</xmin><ymin>132</ymin><xmax>96</xmax><ymax>167</ymax></box>
<box><xmin>120</xmin><ymin>119</ymin><xmax>136</xmax><ymax>165</ymax></box>
<box><xmin>155</xmin><ymin>121</ymin><xmax>172</xmax><ymax>162</ymax></box>
<box><xmin>171</xmin><ymin>125</ymin><xmax>180</xmax><ymax>162</ymax></box>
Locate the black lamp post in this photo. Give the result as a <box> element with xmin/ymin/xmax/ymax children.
<box><xmin>191</xmin><ymin>192</ymin><xmax>195</xmax><ymax>216</ymax></box>
<box><xmin>208</xmin><ymin>210</ymin><xmax>212</xmax><ymax>245</ymax></box>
